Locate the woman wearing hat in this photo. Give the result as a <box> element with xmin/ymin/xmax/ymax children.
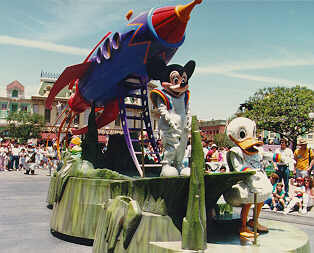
<box><xmin>294</xmin><ymin>138</ymin><xmax>314</xmax><ymax>178</ymax></box>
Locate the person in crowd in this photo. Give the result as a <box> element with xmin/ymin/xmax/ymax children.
<box><xmin>206</xmin><ymin>144</ymin><xmax>219</xmax><ymax>162</ymax></box>
<box><xmin>0</xmin><ymin>143</ymin><xmax>5</xmax><ymax>171</ymax></box>
<box><xmin>284</xmin><ymin>177</ymin><xmax>305</xmax><ymax>214</ymax></box>
<box><xmin>271</xmin><ymin>182</ymin><xmax>286</xmax><ymax>211</ymax></box>
<box><xmin>219</xmin><ymin>165</ymin><xmax>227</xmax><ymax>173</ymax></box>
<box><xmin>294</xmin><ymin>139</ymin><xmax>314</xmax><ymax>178</ymax></box>
<box><xmin>25</xmin><ymin>147</ymin><xmax>36</xmax><ymax>175</ymax></box>
<box><xmin>6</xmin><ymin>145</ymin><xmax>12</xmax><ymax>171</ymax></box>
<box><xmin>264</xmin><ymin>173</ymin><xmax>280</xmax><ymax>208</ymax></box>
<box><xmin>19</xmin><ymin>148</ymin><xmax>28</xmax><ymax>171</ymax></box>
<box><xmin>202</xmin><ymin>141</ymin><xmax>209</xmax><ymax>161</ymax></box>
<box><xmin>11</xmin><ymin>143</ymin><xmax>20</xmax><ymax>170</ymax></box>
<box><xmin>156</xmin><ymin>139</ymin><xmax>164</xmax><ymax>160</ymax></box>
<box><xmin>273</xmin><ymin>138</ymin><xmax>294</xmax><ymax>197</ymax></box>
<box><xmin>218</xmin><ymin>146</ymin><xmax>224</xmax><ymax>163</ymax></box>
<box><xmin>302</xmin><ymin>176</ymin><xmax>314</xmax><ymax>214</ymax></box>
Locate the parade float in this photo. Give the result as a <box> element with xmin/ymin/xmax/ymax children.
<box><xmin>46</xmin><ymin>0</ymin><xmax>310</xmax><ymax>252</ymax></box>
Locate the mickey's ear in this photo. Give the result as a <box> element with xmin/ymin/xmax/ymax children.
<box><xmin>184</xmin><ymin>60</ymin><xmax>196</xmax><ymax>80</ymax></box>
<box><xmin>146</xmin><ymin>56</ymin><xmax>167</xmax><ymax>80</ymax></box>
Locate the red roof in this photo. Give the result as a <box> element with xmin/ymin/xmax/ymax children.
<box><xmin>6</xmin><ymin>80</ymin><xmax>24</xmax><ymax>92</ymax></box>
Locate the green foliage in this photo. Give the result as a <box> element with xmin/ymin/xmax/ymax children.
<box><xmin>240</xmin><ymin>86</ymin><xmax>314</xmax><ymax>149</ymax></box>
<box><xmin>6</xmin><ymin>111</ymin><xmax>44</xmax><ymax>142</ymax></box>
<box><xmin>213</xmin><ymin>133</ymin><xmax>235</xmax><ymax>148</ymax></box>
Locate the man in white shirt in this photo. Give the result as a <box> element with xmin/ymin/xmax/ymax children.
<box><xmin>273</xmin><ymin>138</ymin><xmax>294</xmax><ymax>197</ymax></box>
<box><xmin>11</xmin><ymin>143</ymin><xmax>20</xmax><ymax>171</ymax></box>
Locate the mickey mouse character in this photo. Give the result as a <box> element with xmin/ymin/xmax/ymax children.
<box><xmin>147</xmin><ymin>57</ymin><xmax>195</xmax><ymax>176</ymax></box>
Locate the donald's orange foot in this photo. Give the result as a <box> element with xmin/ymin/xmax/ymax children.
<box><xmin>239</xmin><ymin>226</ymin><xmax>259</xmax><ymax>238</ymax></box>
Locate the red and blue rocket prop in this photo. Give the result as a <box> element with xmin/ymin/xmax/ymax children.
<box><xmin>45</xmin><ymin>0</ymin><xmax>202</xmax><ymax>177</ymax></box>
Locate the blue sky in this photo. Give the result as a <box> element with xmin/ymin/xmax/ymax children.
<box><xmin>0</xmin><ymin>0</ymin><xmax>313</xmax><ymax>120</ymax></box>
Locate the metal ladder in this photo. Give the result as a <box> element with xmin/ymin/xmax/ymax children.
<box><xmin>119</xmin><ymin>79</ymin><xmax>161</xmax><ymax>177</ymax></box>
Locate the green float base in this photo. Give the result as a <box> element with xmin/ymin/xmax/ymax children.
<box><xmin>46</xmin><ymin>175</ymin><xmax>56</xmax><ymax>208</ymax></box>
<box><xmin>49</xmin><ymin>172</ymin><xmax>252</xmax><ymax>240</ymax></box>
<box><xmin>150</xmin><ymin>220</ymin><xmax>310</xmax><ymax>253</ymax></box>
<box><xmin>93</xmin><ymin>211</ymin><xmax>181</xmax><ymax>253</ymax></box>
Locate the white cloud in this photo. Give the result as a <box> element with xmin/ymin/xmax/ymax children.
<box><xmin>221</xmin><ymin>72</ymin><xmax>309</xmax><ymax>87</ymax></box>
<box><xmin>196</xmin><ymin>58</ymin><xmax>314</xmax><ymax>88</ymax></box>
<box><xmin>0</xmin><ymin>35</ymin><xmax>89</xmax><ymax>56</ymax></box>
<box><xmin>197</xmin><ymin>58</ymin><xmax>314</xmax><ymax>74</ymax></box>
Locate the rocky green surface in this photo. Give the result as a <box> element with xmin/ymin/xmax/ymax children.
<box><xmin>182</xmin><ymin>116</ymin><xmax>207</xmax><ymax>250</ymax></box>
<box><xmin>49</xmin><ymin>156</ymin><xmax>253</xmax><ymax>239</ymax></box>
<box><xmin>93</xmin><ymin>196</ymin><xmax>181</xmax><ymax>253</ymax></box>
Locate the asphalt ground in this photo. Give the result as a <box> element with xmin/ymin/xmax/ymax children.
<box><xmin>0</xmin><ymin>169</ymin><xmax>91</xmax><ymax>253</ymax></box>
<box><xmin>0</xmin><ymin>169</ymin><xmax>313</xmax><ymax>252</ymax></box>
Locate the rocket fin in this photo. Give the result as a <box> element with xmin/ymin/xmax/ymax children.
<box><xmin>71</xmin><ymin>99</ymin><xmax>119</xmax><ymax>135</ymax></box>
<box><xmin>45</xmin><ymin>62</ymin><xmax>92</xmax><ymax>109</ymax></box>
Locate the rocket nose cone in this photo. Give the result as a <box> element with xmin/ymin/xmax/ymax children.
<box><xmin>152</xmin><ymin>1</ymin><xmax>201</xmax><ymax>45</ymax></box>
<box><xmin>175</xmin><ymin>0</ymin><xmax>202</xmax><ymax>23</ymax></box>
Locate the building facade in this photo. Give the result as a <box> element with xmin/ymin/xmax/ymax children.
<box><xmin>0</xmin><ymin>74</ymin><xmax>161</xmax><ymax>141</ymax></box>
<box><xmin>0</xmin><ymin>80</ymin><xmax>32</xmax><ymax>128</ymax></box>
<box><xmin>198</xmin><ymin>120</ymin><xmax>227</xmax><ymax>142</ymax></box>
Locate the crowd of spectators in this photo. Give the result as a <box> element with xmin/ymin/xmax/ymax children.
<box><xmin>263</xmin><ymin>138</ymin><xmax>314</xmax><ymax>215</ymax></box>
<box><xmin>0</xmin><ymin>140</ymin><xmax>58</xmax><ymax>175</ymax></box>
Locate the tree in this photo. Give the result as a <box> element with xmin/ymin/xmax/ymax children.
<box><xmin>239</xmin><ymin>86</ymin><xmax>314</xmax><ymax>150</ymax></box>
<box><xmin>213</xmin><ymin>133</ymin><xmax>234</xmax><ymax>148</ymax></box>
<box><xmin>6</xmin><ymin>111</ymin><xmax>44</xmax><ymax>143</ymax></box>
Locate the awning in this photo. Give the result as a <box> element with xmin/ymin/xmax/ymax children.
<box><xmin>41</xmin><ymin>132</ymin><xmax>57</xmax><ymax>140</ymax></box>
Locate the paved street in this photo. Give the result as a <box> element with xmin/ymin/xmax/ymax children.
<box><xmin>0</xmin><ymin>169</ymin><xmax>91</xmax><ymax>253</ymax></box>
<box><xmin>0</xmin><ymin>169</ymin><xmax>313</xmax><ymax>252</ymax></box>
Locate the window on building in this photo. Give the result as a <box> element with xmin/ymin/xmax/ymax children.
<box><xmin>11</xmin><ymin>103</ymin><xmax>18</xmax><ymax>112</ymax></box>
<box><xmin>1</xmin><ymin>103</ymin><xmax>7</xmax><ymax>110</ymax></box>
<box><xmin>45</xmin><ymin>109</ymin><xmax>51</xmax><ymax>123</ymax></box>
<box><xmin>308</xmin><ymin>135</ymin><xmax>313</xmax><ymax>140</ymax></box>
<box><xmin>33</xmin><ymin>104</ymin><xmax>39</xmax><ymax>114</ymax></box>
<box><xmin>20</xmin><ymin>104</ymin><xmax>28</xmax><ymax>112</ymax></box>
<box><xmin>11</xmin><ymin>90</ymin><xmax>19</xmax><ymax>98</ymax></box>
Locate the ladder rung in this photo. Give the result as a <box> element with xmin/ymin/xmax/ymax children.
<box><xmin>126</xmin><ymin>94</ymin><xmax>143</xmax><ymax>99</ymax></box>
<box><xmin>143</xmin><ymin>164</ymin><xmax>162</xmax><ymax>167</ymax></box>
<box><xmin>126</xmin><ymin>116</ymin><xmax>143</xmax><ymax>120</ymax></box>
<box><xmin>129</xmin><ymin>128</ymin><xmax>147</xmax><ymax>132</ymax></box>
<box><xmin>131</xmin><ymin>139</ymin><xmax>150</xmax><ymax>143</ymax></box>
<box><xmin>125</xmin><ymin>104</ymin><xmax>144</xmax><ymax>110</ymax></box>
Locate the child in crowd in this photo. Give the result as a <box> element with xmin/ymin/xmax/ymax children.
<box><xmin>302</xmin><ymin>176</ymin><xmax>314</xmax><ymax>214</ymax></box>
<box><xmin>264</xmin><ymin>173</ymin><xmax>280</xmax><ymax>208</ymax></box>
<box><xmin>19</xmin><ymin>148</ymin><xmax>27</xmax><ymax>171</ymax></box>
<box><xmin>271</xmin><ymin>182</ymin><xmax>285</xmax><ymax>211</ymax></box>
<box><xmin>284</xmin><ymin>177</ymin><xmax>305</xmax><ymax>214</ymax></box>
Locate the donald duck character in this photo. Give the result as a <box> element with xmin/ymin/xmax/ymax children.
<box><xmin>147</xmin><ymin>57</ymin><xmax>195</xmax><ymax>176</ymax></box>
<box><xmin>223</xmin><ymin>117</ymin><xmax>288</xmax><ymax>237</ymax></box>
